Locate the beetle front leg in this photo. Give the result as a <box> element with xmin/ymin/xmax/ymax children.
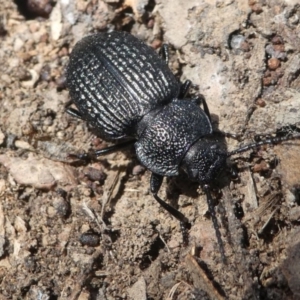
<box><xmin>150</xmin><ymin>173</ymin><xmax>190</xmax><ymax>245</ymax></box>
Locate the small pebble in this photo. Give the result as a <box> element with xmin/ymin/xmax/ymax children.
<box><xmin>132</xmin><ymin>165</ymin><xmax>146</xmax><ymax>176</ymax></box>
<box><xmin>252</xmin><ymin>161</ymin><xmax>269</xmax><ymax>173</ymax></box>
<box><xmin>27</xmin><ymin>0</ymin><xmax>53</xmax><ymax>18</ymax></box>
<box><xmin>289</xmin><ymin>206</ymin><xmax>300</xmax><ymax>222</ymax></box>
<box><xmin>83</xmin><ymin>166</ymin><xmax>106</xmax><ymax>183</ymax></box>
<box><xmin>53</xmin><ymin>196</ymin><xmax>71</xmax><ymax>218</ymax></box>
<box><xmin>15</xmin><ymin>140</ymin><xmax>33</xmax><ymax>150</ymax></box>
<box><xmin>255</xmin><ymin>98</ymin><xmax>266</xmax><ymax>107</ymax></box>
<box><xmin>79</xmin><ymin>232</ymin><xmax>100</xmax><ymax>247</ymax></box>
<box><xmin>151</xmin><ymin>39</ymin><xmax>162</xmax><ymax>50</ymax></box>
<box><xmin>268</xmin><ymin>58</ymin><xmax>280</xmax><ymax>70</ymax></box>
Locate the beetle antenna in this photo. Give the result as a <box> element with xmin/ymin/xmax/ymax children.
<box><xmin>203</xmin><ymin>184</ymin><xmax>226</xmax><ymax>264</ymax></box>
<box><xmin>227</xmin><ymin>133</ymin><xmax>300</xmax><ymax>157</ymax></box>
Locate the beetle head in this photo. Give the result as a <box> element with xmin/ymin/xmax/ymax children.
<box><xmin>181</xmin><ymin>137</ymin><xmax>227</xmax><ymax>185</ymax></box>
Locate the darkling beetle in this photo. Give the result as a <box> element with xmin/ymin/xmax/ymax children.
<box><xmin>66</xmin><ymin>31</ymin><xmax>300</xmax><ymax>261</ymax></box>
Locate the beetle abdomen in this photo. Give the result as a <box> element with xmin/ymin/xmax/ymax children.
<box><xmin>67</xmin><ymin>31</ymin><xmax>180</xmax><ymax>139</ymax></box>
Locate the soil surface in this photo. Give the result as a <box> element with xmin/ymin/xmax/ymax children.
<box><xmin>0</xmin><ymin>0</ymin><xmax>300</xmax><ymax>299</ymax></box>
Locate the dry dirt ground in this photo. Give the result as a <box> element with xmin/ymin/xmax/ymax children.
<box><xmin>0</xmin><ymin>0</ymin><xmax>300</xmax><ymax>299</ymax></box>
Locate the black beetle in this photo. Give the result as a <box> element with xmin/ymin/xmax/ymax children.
<box><xmin>66</xmin><ymin>31</ymin><xmax>300</xmax><ymax>261</ymax></box>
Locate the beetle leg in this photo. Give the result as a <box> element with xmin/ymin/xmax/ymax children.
<box><xmin>179</xmin><ymin>80</ymin><xmax>191</xmax><ymax>98</ymax></box>
<box><xmin>150</xmin><ymin>173</ymin><xmax>190</xmax><ymax>245</ymax></box>
<box><xmin>213</xmin><ymin>130</ymin><xmax>241</xmax><ymax>140</ymax></box>
<box><xmin>159</xmin><ymin>44</ymin><xmax>169</xmax><ymax>64</ymax></box>
<box><xmin>191</xmin><ymin>96</ymin><xmax>212</xmax><ymax>121</ymax></box>
<box><xmin>69</xmin><ymin>140</ymin><xmax>136</xmax><ymax>161</ymax></box>
<box><xmin>193</xmin><ymin>97</ymin><xmax>240</xmax><ymax>139</ymax></box>
<box><xmin>94</xmin><ymin>140</ymin><xmax>135</xmax><ymax>156</ymax></box>
<box><xmin>66</xmin><ymin>107</ymin><xmax>86</xmax><ymax>120</ymax></box>
<box><xmin>180</xmin><ymin>87</ymin><xmax>211</xmax><ymax>121</ymax></box>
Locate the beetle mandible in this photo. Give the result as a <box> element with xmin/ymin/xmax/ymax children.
<box><xmin>66</xmin><ymin>31</ymin><xmax>300</xmax><ymax>261</ymax></box>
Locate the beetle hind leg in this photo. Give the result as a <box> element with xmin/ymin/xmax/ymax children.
<box><xmin>94</xmin><ymin>140</ymin><xmax>135</xmax><ymax>156</ymax></box>
<box><xmin>65</xmin><ymin>100</ymin><xmax>86</xmax><ymax>121</ymax></box>
<box><xmin>66</xmin><ymin>107</ymin><xmax>86</xmax><ymax>120</ymax></box>
<box><xmin>159</xmin><ymin>44</ymin><xmax>169</xmax><ymax>64</ymax></box>
<box><xmin>69</xmin><ymin>139</ymin><xmax>136</xmax><ymax>161</ymax></box>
